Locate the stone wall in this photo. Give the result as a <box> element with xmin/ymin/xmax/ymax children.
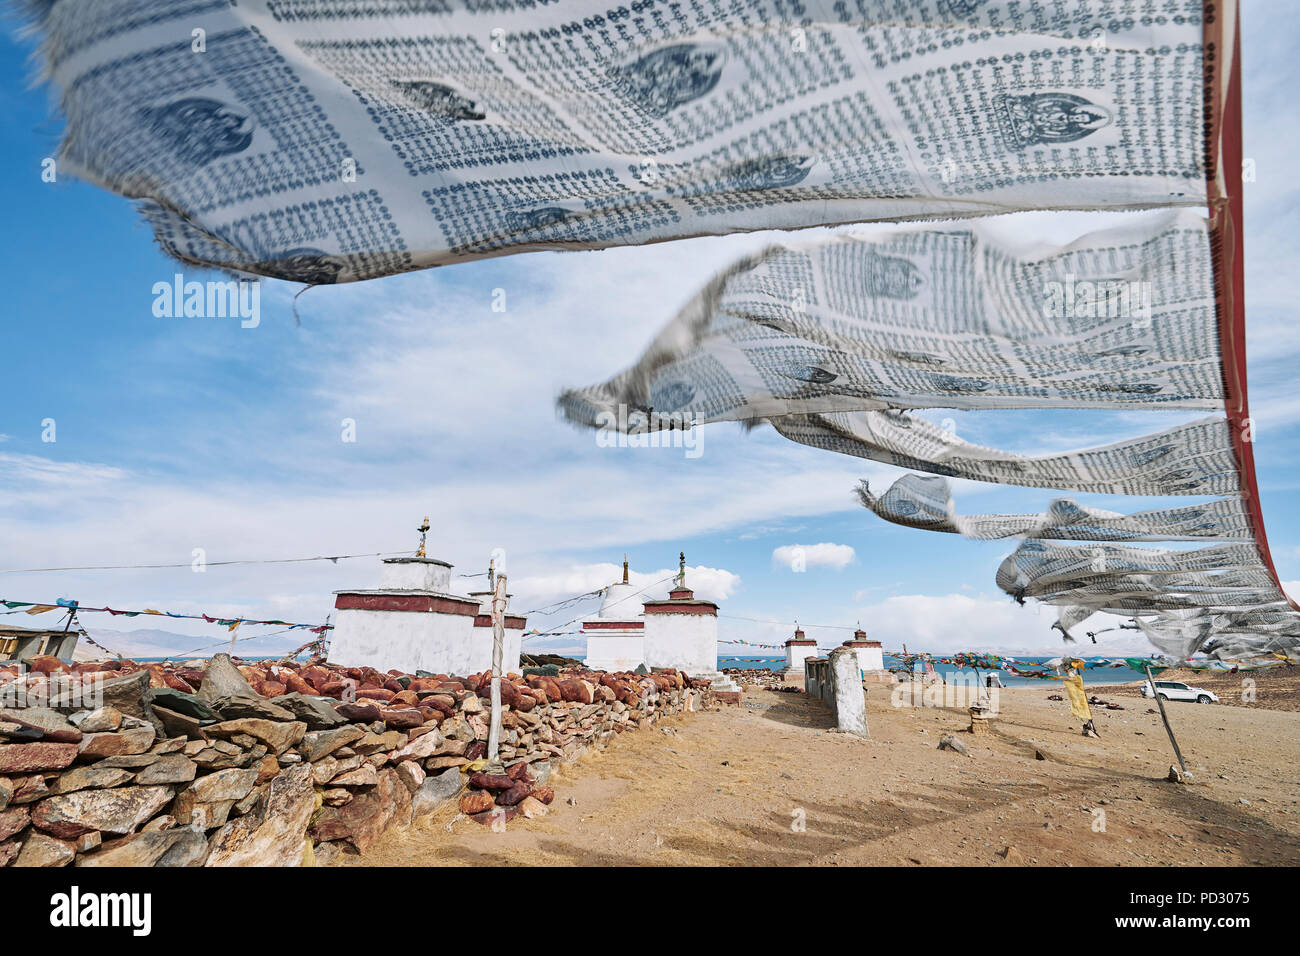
<box><xmin>803</xmin><ymin>652</ymin><xmax>869</xmax><ymax>737</ymax></box>
<box><xmin>0</xmin><ymin>654</ymin><xmax>707</xmax><ymax>866</ymax></box>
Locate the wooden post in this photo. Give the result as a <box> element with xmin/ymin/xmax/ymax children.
<box><xmin>1144</xmin><ymin>663</ymin><xmax>1188</xmax><ymax>776</ymax></box>
<box><xmin>58</xmin><ymin>607</ymin><xmax>76</xmax><ymax>657</ymax></box>
<box><xmin>485</xmin><ymin>570</ymin><xmax>508</xmax><ymax>772</ymax></box>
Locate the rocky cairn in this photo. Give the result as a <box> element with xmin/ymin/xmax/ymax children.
<box><xmin>0</xmin><ymin>655</ymin><xmax>706</xmax><ymax>866</ymax></box>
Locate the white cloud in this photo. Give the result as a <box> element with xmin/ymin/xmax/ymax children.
<box><xmin>772</xmin><ymin>542</ymin><xmax>856</xmax><ymax>571</ymax></box>
<box><xmin>512</xmin><ymin>562</ymin><xmax>740</xmax><ymax>618</ymax></box>
<box><xmin>0</xmin><ymin>451</ymin><xmax>126</xmax><ymax>490</ymax></box>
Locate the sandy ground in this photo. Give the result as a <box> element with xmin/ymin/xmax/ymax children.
<box><xmin>345</xmin><ymin>683</ymin><xmax>1300</xmax><ymax>866</ymax></box>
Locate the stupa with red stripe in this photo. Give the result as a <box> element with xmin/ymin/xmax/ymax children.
<box><xmin>328</xmin><ymin>518</ymin><xmax>525</xmax><ymax>675</ymax></box>
<box><xmin>580</xmin><ymin>556</ymin><xmax>646</xmax><ymax>672</ymax></box>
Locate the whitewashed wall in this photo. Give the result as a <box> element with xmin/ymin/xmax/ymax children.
<box><xmin>583</xmin><ymin>628</ymin><xmax>646</xmax><ymax>672</ymax></box>
<box><xmin>644</xmin><ymin>612</ymin><xmax>717</xmax><ymax>674</ymax></box>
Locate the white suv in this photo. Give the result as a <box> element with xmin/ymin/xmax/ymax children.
<box><xmin>1141</xmin><ymin>680</ymin><xmax>1219</xmax><ymax>704</ymax></box>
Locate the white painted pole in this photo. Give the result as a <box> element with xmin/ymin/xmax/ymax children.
<box><xmin>486</xmin><ymin>571</ymin><xmax>508</xmax><ymax>771</ymax></box>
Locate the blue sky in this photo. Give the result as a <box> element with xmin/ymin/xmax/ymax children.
<box><xmin>2</xmin><ymin>5</ymin><xmax>1299</xmax><ymax>661</ymax></box>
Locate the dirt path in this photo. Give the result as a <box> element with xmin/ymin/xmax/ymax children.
<box><xmin>346</xmin><ymin>684</ymin><xmax>1300</xmax><ymax>866</ymax></box>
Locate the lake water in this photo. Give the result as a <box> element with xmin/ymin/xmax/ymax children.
<box><xmin>718</xmin><ymin>654</ymin><xmax>1145</xmax><ymax>686</ymax></box>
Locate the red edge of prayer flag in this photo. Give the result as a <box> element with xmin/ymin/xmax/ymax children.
<box><xmin>1205</xmin><ymin>1</ymin><xmax>1298</xmax><ymax>611</ymax></box>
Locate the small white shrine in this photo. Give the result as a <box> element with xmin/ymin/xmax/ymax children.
<box><xmin>782</xmin><ymin>626</ymin><xmax>819</xmax><ymax>682</ymax></box>
<box><xmin>842</xmin><ymin>629</ymin><xmax>894</xmax><ymax>681</ymax></box>
<box><xmin>583</xmin><ymin>553</ymin><xmax>739</xmax><ymax>692</ymax></box>
<box><xmin>841</xmin><ymin>627</ymin><xmax>886</xmax><ymax>675</ymax></box>
<box><xmin>327</xmin><ymin>520</ymin><xmax>525</xmax><ymax>676</ymax></box>
<box><xmin>581</xmin><ymin>558</ymin><xmax>646</xmax><ymax>672</ymax></box>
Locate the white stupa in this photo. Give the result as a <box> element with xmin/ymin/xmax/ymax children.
<box><xmin>581</xmin><ymin>557</ymin><xmax>646</xmax><ymax>672</ymax></box>
<box><xmin>582</xmin><ymin>553</ymin><xmax>739</xmax><ymax>693</ymax></box>
<box><xmin>642</xmin><ymin>555</ymin><xmax>740</xmax><ymax>694</ymax></box>
<box><xmin>327</xmin><ymin>519</ymin><xmax>525</xmax><ymax>676</ymax></box>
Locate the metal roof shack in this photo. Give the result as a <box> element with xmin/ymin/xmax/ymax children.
<box><xmin>0</xmin><ymin>623</ymin><xmax>79</xmax><ymax>662</ymax></box>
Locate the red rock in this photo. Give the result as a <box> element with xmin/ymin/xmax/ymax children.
<box><xmin>559</xmin><ymin>680</ymin><xmax>593</xmax><ymax>704</ymax></box>
<box><xmin>177</xmin><ymin>667</ymin><xmax>207</xmax><ymax>687</ymax></box>
<box><xmin>506</xmin><ymin>761</ymin><xmax>535</xmax><ymax>783</ymax></box>
<box><xmin>72</xmin><ymin>661</ymin><xmax>115</xmax><ymax>674</ymax></box>
<box><xmin>495</xmin><ymin>782</ymin><xmax>535</xmax><ymax>806</ymax></box>
<box><xmin>389</xmin><ymin>690</ymin><xmax>419</xmax><ymax>707</ymax></box>
<box><xmin>537</xmin><ymin>677</ymin><xmax>562</xmax><ymax>700</ymax></box>
<box><xmin>320</xmin><ymin>681</ymin><xmax>346</xmax><ymax>698</ymax></box>
<box><xmin>355</xmin><ymin>688</ymin><xmax>395</xmax><ymax>703</ymax></box>
<box><xmin>299</xmin><ymin>666</ymin><xmax>329</xmax><ymax>687</ymax></box>
<box><xmin>257</xmin><ymin>681</ymin><xmax>287</xmax><ymax>698</ymax></box>
<box><xmin>161</xmin><ymin>673</ymin><xmax>196</xmax><ymax>693</ymax></box>
<box><xmin>0</xmin><ymin>743</ymin><xmax>79</xmax><ymax>774</ymax></box>
<box><xmin>459</xmin><ymin>791</ymin><xmax>495</xmax><ymax>814</ymax></box>
<box><xmin>423</xmin><ymin>695</ymin><xmax>456</xmax><ymax>717</ymax></box>
<box><xmin>533</xmin><ymin>786</ymin><xmax>555</xmax><ymax>805</ymax></box>
<box><xmin>515</xmin><ymin>694</ymin><xmax>537</xmax><ymax>712</ymax></box>
<box><xmin>333</xmin><ymin>702</ymin><xmax>381</xmax><ymax>723</ymax></box>
<box><xmin>467</xmin><ymin>772</ymin><xmax>514</xmax><ymax>792</ymax></box>
<box><xmin>283</xmin><ymin>673</ymin><xmax>315</xmax><ymax>696</ymax></box>
<box><xmin>382</xmin><ymin>679</ymin><xmax>404</xmax><ymax>694</ymax></box>
<box><xmin>465</xmin><ymin>741</ymin><xmax>487</xmax><ymax>761</ymax></box>
<box><xmin>25</xmin><ymin>656</ymin><xmax>69</xmax><ymax>675</ymax></box>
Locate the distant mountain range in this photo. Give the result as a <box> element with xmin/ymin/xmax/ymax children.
<box><xmin>82</xmin><ymin>627</ymin><xmax>291</xmax><ymax>661</ymax></box>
